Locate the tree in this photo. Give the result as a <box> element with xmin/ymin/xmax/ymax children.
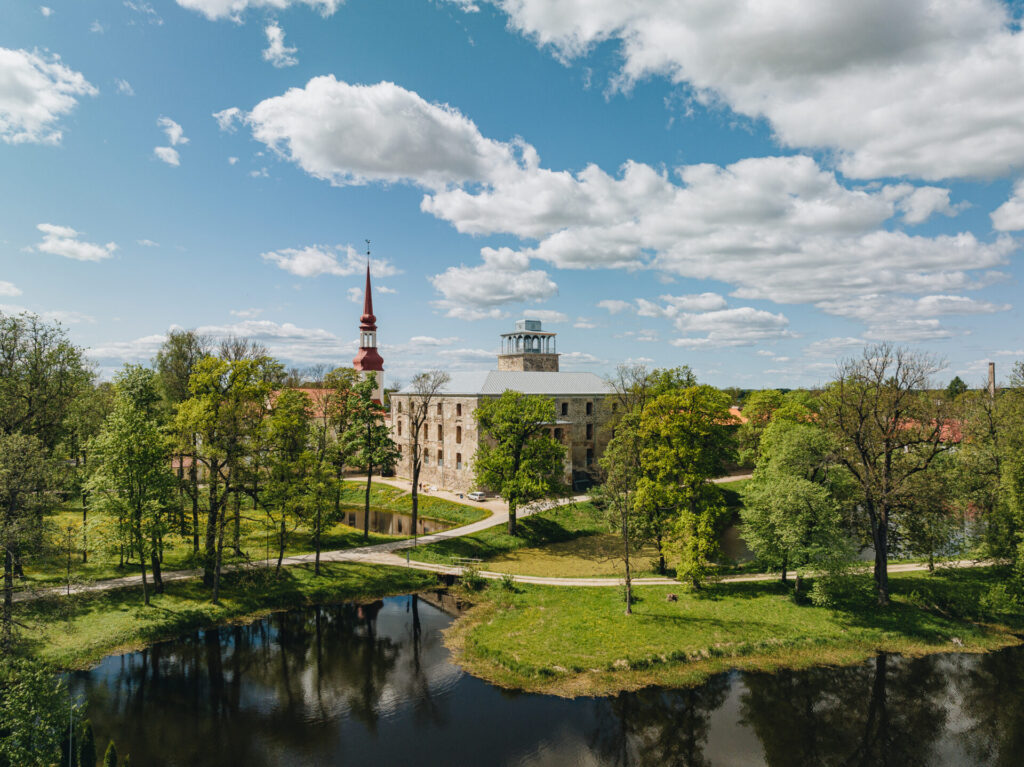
<box><xmin>321</xmin><ymin>368</ymin><xmax>361</xmax><ymax>520</ymax></box>
<box><xmin>474</xmin><ymin>391</ymin><xmax>567</xmax><ymax>535</ymax></box>
<box><xmin>155</xmin><ymin>329</ymin><xmax>210</xmax><ymax>548</ymax></box>
<box><xmin>737</xmin><ymin>389</ymin><xmax>784</xmax><ymax>465</ymax></box>
<box><xmin>820</xmin><ymin>343</ymin><xmax>952</xmax><ymax>606</ymax></box>
<box><xmin>946</xmin><ymin>375</ymin><xmax>969</xmax><ymax>399</ymax></box>
<box><xmin>0</xmin><ymin>434</ymin><xmax>50</xmax><ymax>647</ymax></box>
<box><xmin>174</xmin><ymin>355</ymin><xmax>280</xmax><ymax>602</ymax></box>
<box><xmin>0</xmin><ymin>658</ymin><xmax>80</xmax><ymax>767</ymax></box>
<box><xmin>348</xmin><ymin>374</ymin><xmax>399</xmax><ymax>542</ymax></box>
<box><xmin>899</xmin><ymin>453</ymin><xmax>960</xmax><ymax>572</ymax></box>
<box><xmin>260</xmin><ymin>389</ymin><xmax>311</xmax><ymax>574</ymax></box>
<box><xmin>88</xmin><ymin>367</ymin><xmax>176</xmax><ymax>605</ymax></box>
<box><xmin>403</xmin><ymin>371</ymin><xmax>450</xmax><ymax>538</ymax></box>
<box><xmin>65</xmin><ymin>379</ymin><xmax>115</xmax><ymax>563</ymax></box>
<box><xmin>740</xmin><ymin>419</ymin><xmax>849</xmax><ymax>591</ymax></box>
<box><xmin>636</xmin><ymin>386</ymin><xmax>735</xmax><ymax>586</ymax></box>
<box><xmin>103</xmin><ymin>741</ymin><xmax>118</xmax><ymax>767</ymax></box>
<box><xmin>593</xmin><ymin>411</ymin><xmax>646</xmax><ymax>613</ymax></box>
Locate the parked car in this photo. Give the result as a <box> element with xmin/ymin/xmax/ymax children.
<box><xmin>467</xmin><ymin>491</ymin><xmax>487</xmax><ymax>502</ymax></box>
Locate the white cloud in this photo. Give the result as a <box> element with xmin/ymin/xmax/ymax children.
<box><xmin>573</xmin><ymin>317</ymin><xmax>597</xmax><ymax>329</ymax></box>
<box><xmin>228</xmin><ymin>156</ymin><xmax>239</xmax><ymax>165</ymax></box>
<box><xmin>0</xmin><ymin>304</ymin><xmax>94</xmax><ymax>324</ymax></box>
<box><xmin>409</xmin><ymin>336</ymin><xmax>460</xmax><ymax>346</ymax></box>
<box><xmin>524</xmin><ymin>310</ymin><xmax>568</xmax><ymax>323</ymax></box>
<box><xmin>263</xmin><ymin>22</ymin><xmax>298</xmax><ymax>68</ymax></box>
<box><xmin>40</xmin><ymin>7</ymin><xmax>53</xmax><ymax>17</ymax></box>
<box><xmin>0</xmin><ymin>48</ymin><xmax>97</xmax><ymax>144</ymax></box>
<box><xmin>124</xmin><ymin>2</ymin><xmax>163</xmax><ymax>25</ymax></box>
<box><xmin>115</xmin><ymin>79</ymin><xmax>135</xmax><ymax>96</ymax></box>
<box><xmin>262</xmin><ymin>244</ymin><xmax>400</xmax><ymax>279</ymax></box>
<box><xmin>136</xmin><ymin>239</ymin><xmax>159</xmax><ymax>247</ymax></box>
<box><xmin>597</xmin><ymin>299</ymin><xmax>631</xmax><ymax>314</ymax></box>
<box><xmin>804</xmin><ymin>337</ymin><xmax>868</xmax><ymax>358</ymax></box>
<box><xmin>346</xmin><ymin>287</ymin><xmax>362</xmax><ymax>303</ymax></box>
<box><xmin>154</xmin><ymin>146</ymin><xmax>180</xmax><ymax>166</ymax></box>
<box><xmin>89</xmin><ymin>21</ymin><xmax>105</xmax><ymax>34</ymax></box>
<box><xmin>670</xmin><ymin>307</ymin><xmax>796</xmax><ymax>348</ymax></box>
<box><xmin>213</xmin><ymin>107</ymin><xmax>243</xmax><ymax>132</ymax></box>
<box><xmin>0</xmin><ymin>281</ymin><xmax>22</xmax><ymax>297</ymax></box>
<box><xmin>474</xmin><ymin>0</ymin><xmax>1024</xmax><ymax>181</ymax></box>
<box><xmin>230</xmin><ymin>308</ymin><xmax>262</xmax><ymax>318</ymax></box>
<box><xmin>33</xmin><ymin>223</ymin><xmax>117</xmax><ymax>262</ymax></box>
<box><xmin>376</xmin><ymin>285</ymin><xmax>397</xmax><ymax>294</ymax></box>
<box><xmin>992</xmin><ymin>179</ymin><xmax>1024</xmax><ymax>231</ymax></box>
<box><xmin>250</xmin><ymin>167</ymin><xmax>269</xmax><ymax>178</ymax></box>
<box><xmin>244</xmin><ymin>76</ymin><xmax>520</xmax><ymax>188</ymax></box>
<box><xmin>158</xmin><ymin>116</ymin><xmax>188</xmax><ymax>146</ymax></box>
<box><xmin>175</xmin><ymin>0</ymin><xmax>341</xmax><ymax>22</ymax></box>
<box><xmin>430</xmin><ymin>247</ymin><xmax>558</xmax><ymax>320</ymax></box>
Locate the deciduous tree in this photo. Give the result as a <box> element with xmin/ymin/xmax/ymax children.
<box><xmin>348</xmin><ymin>374</ymin><xmax>399</xmax><ymax>541</ymax></box>
<box><xmin>403</xmin><ymin>370</ymin><xmax>450</xmax><ymax>538</ymax></box>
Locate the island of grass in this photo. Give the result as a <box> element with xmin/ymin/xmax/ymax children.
<box><xmin>25</xmin><ymin>481</ymin><xmax>488</xmax><ymax>588</ymax></box>
<box><xmin>445</xmin><ymin>566</ymin><xmax>1024</xmax><ymax>697</ymax></box>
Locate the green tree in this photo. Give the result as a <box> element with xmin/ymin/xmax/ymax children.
<box><xmin>898</xmin><ymin>453</ymin><xmax>960</xmax><ymax>571</ymax></box>
<box><xmin>0</xmin><ymin>433</ymin><xmax>51</xmax><ymax>647</ymax></box>
<box><xmin>88</xmin><ymin>367</ymin><xmax>176</xmax><ymax>605</ymax></box>
<box><xmin>155</xmin><ymin>329</ymin><xmax>211</xmax><ymax>551</ymax></box>
<box><xmin>262</xmin><ymin>389</ymin><xmax>312</xmax><ymax>573</ymax></box>
<box><xmin>740</xmin><ymin>420</ymin><xmax>849</xmax><ymax>591</ymax></box>
<box><xmin>173</xmin><ymin>355</ymin><xmax>280</xmax><ymax>602</ymax></box>
<box><xmin>322</xmin><ymin>368</ymin><xmax>361</xmax><ymax>520</ymax></box>
<box><xmin>348</xmin><ymin>373</ymin><xmax>399</xmax><ymax>541</ymax></box>
<box><xmin>737</xmin><ymin>389</ymin><xmax>784</xmax><ymax>465</ymax></box>
<box><xmin>102</xmin><ymin>741</ymin><xmax>118</xmax><ymax>767</ymax></box>
<box><xmin>403</xmin><ymin>370</ymin><xmax>450</xmax><ymax>539</ymax></box>
<box><xmin>0</xmin><ymin>658</ymin><xmax>79</xmax><ymax>767</ymax></box>
<box><xmin>65</xmin><ymin>379</ymin><xmax>115</xmax><ymax>564</ymax></box>
<box><xmin>474</xmin><ymin>391</ymin><xmax>567</xmax><ymax>536</ymax></box>
<box><xmin>820</xmin><ymin>343</ymin><xmax>952</xmax><ymax>606</ymax></box>
<box><xmin>636</xmin><ymin>386</ymin><xmax>735</xmax><ymax>586</ymax></box>
<box><xmin>946</xmin><ymin>375</ymin><xmax>969</xmax><ymax>399</ymax></box>
<box><xmin>593</xmin><ymin>411</ymin><xmax>646</xmax><ymax>612</ymax></box>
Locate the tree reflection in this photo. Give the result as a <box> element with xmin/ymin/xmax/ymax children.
<box><xmin>741</xmin><ymin>653</ymin><xmax>948</xmax><ymax>766</ymax></box>
<box><xmin>956</xmin><ymin>645</ymin><xmax>1024</xmax><ymax>765</ymax></box>
<box><xmin>590</xmin><ymin>677</ymin><xmax>730</xmax><ymax>766</ymax></box>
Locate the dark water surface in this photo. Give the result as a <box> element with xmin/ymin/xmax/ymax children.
<box><xmin>340</xmin><ymin>507</ymin><xmax>451</xmax><ymax>536</ymax></box>
<box><xmin>71</xmin><ymin>595</ymin><xmax>1024</xmax><ymax>766</ymax></box>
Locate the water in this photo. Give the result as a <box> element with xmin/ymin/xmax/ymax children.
<box><xmin>71</xmin><ymin>595</ymin><xmax>1024</xmax><ymax>766</ymax></box>
<box><xmin>340</xmin><ymin>507</ymin><xmax>452</xmax><ymax>536</ymax></box>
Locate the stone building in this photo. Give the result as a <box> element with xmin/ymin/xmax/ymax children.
<box><xmin>388</xmin><ymin>319</ymin><xmax>613</xmax><ymax>493</ymax></box>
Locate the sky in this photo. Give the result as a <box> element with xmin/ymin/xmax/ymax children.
<box><xmin>2</xmin><ymin>0</ymin><xmax>1023</xmax><ymax>390</ymax></box>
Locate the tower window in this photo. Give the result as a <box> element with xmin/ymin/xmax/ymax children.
<box><xmin>397</xmin><ymin>401</ymin><xmax>403</xmax><ymax>413</ymax></box>
<box><xmin>437</xmin><ymin>402</ymin><xmax>442</xmax><ymax>416</ymax></box>
<box><xmin>456</xmin><ymin>425</ymin><xmax>462</xmax><ymax>444</ymax></box>
<box><xmin>437</xmin><ymin>424</ymin><xmax>443</xmax><ymax>440</ymax></box>
<box><xmin>560</xmin><ymin>402</ymin><xmax>568</xmax><ymax>416</ymax></box>
<box><xmin>423</xmin><ymin>448</ymin><xmax>430</xmax><ymax>466</ymax></box>
<box><xmin>586</xmin><ymin>401</ymin><xmax>593</xmax><ymax>415</ymax></box>
<box><xmin>456</xmin><ymin>452</ymin><xmax>462</xmax><ymax>470</ymax></box>
<box><xmin>397</xmin><ymin>420</ymin><xmax>402</xmax><ymax>436</ymax></box>
<box><xmin>437</xmin><ymin>449</ymin><xmax>443</xmax><ymax>467</ymax></box>
<box><xmin>456</xmin><ymin>403</ymin><xmax>462</xmax><ymax>417</ymax></box>
<box><xmin>586</xmin><ymin>448</ymin><xmax>594</xmax><ymax>466</ymax></box>
<box><xmin>586</xmin><ymin>423</ymin><xmax>593</xmax><ymax>439</ymax></box>
<box><xmin>554</xmin><ymin>428</ymin><xmax>562</xmax><ymax>442</ymax></box>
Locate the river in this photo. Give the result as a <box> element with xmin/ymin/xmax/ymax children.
<box><xmin>69</xmin><ymin>594</ymin><xmax>1024</xmax><ymax>766</ymax></box>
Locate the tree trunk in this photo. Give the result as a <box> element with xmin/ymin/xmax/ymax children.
<box><xmin>794</xmin><ymin>572</ymin><xmax>802</xmax><ymax>595</ymax></box>
<box><xmin>781</xmin><ymin>552</ymin><xmax>788</xmax><ymax>584</ymax></box>
<box><xmin>411</xmin><ymin>460</ymin><xmax>420</xmax><ymax>539</ymax></box>
<box><xmin>314</xmin><ymin>504</ymin><xmax>322</xmax><ymax>576</ymax></box>
<box><xmin>363</xmin><ymin>463</ymin><xmax>373</xmax><ymax>541</ymax></box>
<box><xmin>232</xmin><ymin>490</ymin><xmax>242</xmax><ymax>556</ymax></box>
<box><xmin>204</xmin><ymin>468</ymin><xmax>219</xmax><ymax>587</ymax></box>
<box><xmin>928</xmin><ymin>552</ymin><xmax>935</xmax><ymax>573</ymax></box>
<box><xmin>177</xmin><ymin>452</ymin><xmax>187</xmax><ymax>534</ymax></box>
<box><xmin>81</xmin><ymin>492</ymin><xmax>88</xmax><ymax>563</ymax></box>
<box><xmin>150</xmin><ymin>530</ymin><xmax>164</xmax><ymax>594</ymax></box>
<box><xmin>190</xmin><ymin>458</ymin><xmax>200</xmax><ymax>554</ymax></box>
<box><xmin>622</xmin><ymin>509</ymin><xmax>632</xmax><ymax>615</ymax></box>
<box><xmin>212</xmin><ymin>499</ymin><xmax>226</xmax><ymax>605</ymax></box>
<box><xmin>2</xmin><ymin>547</ymin><xmax>13</xmax><ymax>648</ymax></box>
<box><xmin>656</xmin><ymin>532</ymin><xmax>665</xmax><ymax>575</ymax></box>
<box><xmin>869</xmin><ymin>506</ymin><xmax>890</xmax><ymax>606</ymax></box>
<box><xmin>507</xmin><ymin>496</ymin><xmax>517</xmax><ymax>536</ymax></box>
<box><xmin>137</xmin><ymin>524</ymin><xmax>150</xmax><ymax>607</ymax></box>
<box><xmin>276</xmin><ymin>517</ymin><xmax>286</xmax><ymax>575</ymax></box>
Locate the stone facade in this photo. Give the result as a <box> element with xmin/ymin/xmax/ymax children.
<box><xmin>497</xmin><ymin>353</ymin><xmax>559</xmax><ymax>372</ymax></box>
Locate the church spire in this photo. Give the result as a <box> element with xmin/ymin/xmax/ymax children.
<box><xmin>353</xmin><ymin>240</ymin><xmax>383</xmax><ymax>376</ymax></box>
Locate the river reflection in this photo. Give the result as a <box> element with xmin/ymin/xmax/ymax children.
<box><xmin>71</xmin><ymin>596</ymin><xmax>1024</xmax><ymax>766</ymax></box>
<box><xmin>340</xmin><ymin>507</ymin><xmax>452</xmax><ymax>535</ymax></box>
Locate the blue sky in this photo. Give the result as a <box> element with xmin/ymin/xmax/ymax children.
<box><xmin>2</xmin><ymin>0</ymin><xmax>1023</xmax><ymax>389</ymax></box>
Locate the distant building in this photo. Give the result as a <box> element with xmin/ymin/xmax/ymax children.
<box><xmin>389</xmin><ymin>319</ymin><xmax>614</xmax><ymax>493</ymax></box>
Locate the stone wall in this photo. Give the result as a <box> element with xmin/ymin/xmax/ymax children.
<box><xmin>497</xmin><ymin>353</ymin><xmax>560</xmax><ymax>372</ymax></box>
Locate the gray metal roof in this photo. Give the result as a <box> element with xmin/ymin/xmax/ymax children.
<box><xmin>397</xmin><ymin>370</ymin><xmax>612</xmax><ymax>396</ymax></box>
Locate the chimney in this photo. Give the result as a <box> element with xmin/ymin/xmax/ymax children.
<box><xmin>988</xmin><ymin>361</ymin><xmax>996</xmax><ymax>400</ymax></box>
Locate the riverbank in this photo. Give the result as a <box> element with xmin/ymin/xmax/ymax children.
<box><xmin>444</xmin><ymin>566</ymin><xmax>1024</xmax><ymax>697</ymax></box>
<box><xmin>17</xmin><ymin>562</ymin><xmax>437</xmax><ymax>669</ymax></box>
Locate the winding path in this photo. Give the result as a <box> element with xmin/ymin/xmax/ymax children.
<box><xmin>19</xmin><ymin>473</ymin><xmax>980</xmax><ymax>599</ymax></box>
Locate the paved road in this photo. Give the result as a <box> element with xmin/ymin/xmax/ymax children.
<box><xmin>22</xmin><ymin>472</ymin><xmax>978</xmax><ymax>600</ymax></box>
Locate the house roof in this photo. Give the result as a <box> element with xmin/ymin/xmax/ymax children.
<box><xmin>398</xmin><ymin>370</ymin><xmax>613</xmax><ymax>396</ymax></box>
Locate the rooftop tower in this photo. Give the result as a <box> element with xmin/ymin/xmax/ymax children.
<box><xmin>498</xmin><ymin>318</ymin><xmax>559</xmax><ymax>372</ymax></box>
<box><xmin>352</xmin><ymin>259</ymin><xmax>384</xmax><ymax>400</ymax></box>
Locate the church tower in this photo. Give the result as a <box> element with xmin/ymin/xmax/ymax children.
<box><xmin>498</xmin><ymin>319</ymin><xmax>559</xmax><ymax>372</ymax></box>
<box><xmin>352</xmin><ymin>263</ymin><xmax>384</xmax><ymax>401</ymax></box>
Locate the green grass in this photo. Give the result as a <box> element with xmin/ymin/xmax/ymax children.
<box><xmin>16</xmin><ymin>562</ymin><xmax>437</xmax><ymax>669</ymax></box>
<box><xmin>406</xmin><ymin>501</ymin><xmax>606</xmax><ymax>565</ymax></box>
<box><xmin>447</xmin><ymin>566</ymin><xmax>1024</xmax><ymax>696</ymax></box>
<box><xmin>24</xmin><ymin>482</ymin><xmax>486</xmax><ymax>588</ymax></box>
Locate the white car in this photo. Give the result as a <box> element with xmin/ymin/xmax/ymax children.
<box><xmin>466</xmin><ymin>491</ymin><xmax>487</xmax><ymax>502</ymax></box>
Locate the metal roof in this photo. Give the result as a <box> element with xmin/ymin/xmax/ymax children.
<box><xmin>397</xmin><ymin>370</ymin><xmax>612</xmax><ymax>396</ymax></box>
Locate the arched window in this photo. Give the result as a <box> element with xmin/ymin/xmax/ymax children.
<box><xmin>437</xmin><ymin>424</ymin><xmax>443</xmax><ymax>440</ymax></box>
<box><xmin>436</xmin><ymin>402</ymin><xmax>442</xmax><ymax>416</ymax></box>
<box><xmin>397</xmin><ymin>420</ymin><xmax>402</xmax><ymax>436</ymax></box>
<box><xmin>456</xmin><ymin>452</ymin><xmax>462</xmax><ymax>470</ymax></box>
<box><xmin>456</xmin><ymin>425</ymin><xmax>462</xmax><ymax>443</ymax></box>
<box><xmin>437</xmin><ymin>449</ymin><xmax>444</xmax><ymax>467</ymax></box>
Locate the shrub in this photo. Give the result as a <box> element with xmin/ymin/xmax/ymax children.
<box><xmin>500</xmin><ymin>572</ymin><xmax>517</xmax><ymax>592</ymax></box>
<box><xmin>461</xmin><ymin>566</ymin><xmax>487</xmax><ymax>592</ymax></box>
<box><xmin>979</xmin><ymin>583</ymin><xmax>1021</xmax><ymax>617</ymax></box>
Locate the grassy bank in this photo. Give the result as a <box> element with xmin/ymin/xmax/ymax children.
<box><xmin>445</xmin><ymin>566</ymin><xmax>1024</xmax><ymax>696</ymax></box>
<box><xmin>17</xmin><ymin>563</ymin><xmax>437</xmax><ymax>669</ymax></box>
<box><xmin>26</xmin><ymin>481</ymin><xmax>485</xmax><ymax>587</ymax></box>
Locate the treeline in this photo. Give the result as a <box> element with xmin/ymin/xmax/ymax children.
<box><xmin>596</xmin><ymin>345</ymin><xmax>1024</xmax><ymax>612</ymax></box>
<box><xmin>0</xmin><ymin>313</ymin><xmax>398</xmax><ymax>649</ymax></box>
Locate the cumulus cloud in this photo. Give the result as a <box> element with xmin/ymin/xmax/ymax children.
<box><xmin>124</xmin><ymin>2</ymin><xmax>163</xmax><ymax>25</ymax></box>
<box><xmin>40</xmin><ymin>7</ymin><xmax>53</xmax><ymax>17</ymax></box>
<box><xmin>33</xmin><ymin>223</ymin><xmax>117</xmax><ymax>262</ymax></box>
<box><xmin>136</xmin><ymin>239</ymin><xmax>159</xmax><ymax>247</ymax></box>
<box><xmin>992</xmin><ymin>180</ymin><xmax>1024</xmax><ymax>231</ymax></box>
<box><xmin>0</xmin><ymin>281</ymin><xmax>22</xmax><ymax>297</ymax></box>
<box><xmin>467</xmin><ymin>0</ymin><xmax>1024</xmax><ymax>181</ymax></box>
<box><xmin>175</xmin><ymin>0</ymin><xmax>340</xmax><ymax>22</ymax></box>
<box><xmin>597</xmin><ymin>300</ymin><xmax>631</xmax><ymax>314</ymax></box>
<box><xmin>154</xmin><ymin>116</ymin><xmax>187</xmax><ymax>165</ymax></box>
<box><xmin>115</xmin><ymin>78</ymin><xmax>135</xmax><ymax>96</ymax></box>
<box><xmin>430</xmin><ymin>247</ymin><xmax>558</xmax><ymax>320</ymax></box>
<box><xmin>0</xmin><ymin>48</ymin><xmax>97</xmax><ymax>144</ymax></box>
<box><xmin>244</xmin><ymin>77</ymin><xmax>519</xmax><ymax>187</ymax></box>
<box><xmin>154</xmin><ymin>146</ymin><xmax>180</xmax><ymax>166</ymax></box>
<box><xmin>670</xmin><ymin>307</ymin><xmax>796</xmax><ymax>348</ymax></box>
<box><xmin>213</xmin><ymin>107</ymin><xmax>243</xmax><ymax>132</ymax></box>
<box><xmin>0</xmin><ymin>304</ymin><xmax>94</xmax><ymax>325</ymax></box>
<box><xmin>230</xmin><ymin>308</ymin><xmax>262</xmax><ymax>318</ymax></box>
<box><xmin>804</xmin><ymin>337</ymin><xmax>869</xmax><ymax>358</ymax></box>
<box><xmin>263</xmin><ymin>22</ymin><xmax>298</xmax><ymax>68</ymax></box>
<box><xmin>525</xmin><ymin>310</ymin><xmax>568</xmax><ymax>323</ymax></box>
<box><xmin>261</xmin><ymin>244</ymin><xmax>400</xmax><ymax>279</ymax></box>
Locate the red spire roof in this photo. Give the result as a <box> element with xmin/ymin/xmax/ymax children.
<box><xmin>359</xmin><ymin>263</ymin><xmax>376</xmax><ymax>331</ymax></box>
<box><xmin>353</xmin><ymin>262</ymin><xmax>383</xmax><ymax>372</ymax></box>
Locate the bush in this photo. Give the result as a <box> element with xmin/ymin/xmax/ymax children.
<box><xmin>461</xmin><ymin>566</ymin><xmax>487</xmax><ymax>592</ymax></box>
<box><xmin>500</xmin><ymin>572</ymin><xmax>517</xmax><ymax>592</ymax></box>
<box><xmin>979</xmin><ymin>583</ymin><xmax>1021</xmax><ymax>617</ymax></box>
<box><xmin>808</xmin><ymin>571</ymin><xmax>871</xmax><ymax>608</ymax></box>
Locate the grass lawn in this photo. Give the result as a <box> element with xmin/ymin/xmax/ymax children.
<box><xmin>446</xmin><ymin>566</ymin><xmax>1024</xmax><ymax>696</ymax></box>
<box><xmin>406</xmin><ymin>501</ymin><xmax>607</xmax><ymax>565</ymax></box>
<box><xmin>16</xmin><ymin>562</ymin><xmax>437</xmax><ymax>669</ymax></box>
<box><xmin>24</xmin><ymin>481</ymin><xmax>486</xmax><ymax>588</ymax></box>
